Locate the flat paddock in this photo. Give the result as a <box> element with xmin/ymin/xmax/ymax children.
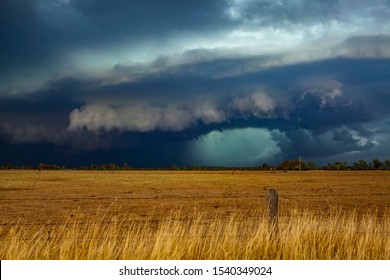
<box><xmin>1</xmin><ymin>170</ymin><xmax>389</xmax><ymax>228</ymax></box>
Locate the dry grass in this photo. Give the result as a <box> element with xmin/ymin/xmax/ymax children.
<box><xmin>0</xmin><ymin>170</ymin><xmax>389</xmax><ymax>259</ymax></box>
<box><xmin>0</xmin><ymin>207</ymin><xmax>388</xmax><ymax>260</ymax></box>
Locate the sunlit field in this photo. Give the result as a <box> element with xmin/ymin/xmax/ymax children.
<box><xmin>0</xmin><ymin>170</ymin><xmax>389</xmax><ymax>259</ymax></box>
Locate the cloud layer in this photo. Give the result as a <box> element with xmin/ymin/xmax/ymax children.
<box><xmin>68</xmin><ymin>90</ymin><xmax>280</xmax><ymax>133</ymax></box>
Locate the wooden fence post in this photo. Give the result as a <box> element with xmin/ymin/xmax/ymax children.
<box><xmin>266</xmin><ymin>188</ymin><xmax>279</xmax><ymax>238</ymax></box>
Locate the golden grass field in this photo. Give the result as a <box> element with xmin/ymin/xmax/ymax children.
<box><xmin>0</xmin><ymin>170</ymin><xmax>389</xmax><ymax>259</ymax></box>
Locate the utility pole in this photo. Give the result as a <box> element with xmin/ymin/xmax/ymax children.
<box><xmin>299</xmin><ymin>156</ymin><xmax>302</xmax><ymax>171</ymax></box>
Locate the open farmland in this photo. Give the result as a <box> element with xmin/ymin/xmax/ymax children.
<box><xmin>0</xmin><ymin>170</ymin><xmax>389</xmax><ymax>259</ymax></box>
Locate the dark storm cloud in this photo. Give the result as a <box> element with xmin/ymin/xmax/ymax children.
<box><xmin>1</xmin><ymin>1</ymin><xmax>390</xmax><ymax>166</ymax></box>
<box><xmin>0</xmin><ymin>0</ymin><xmax>230</xmax><ymax>66</ymax></box>
<box><xmin>0</xmin><ymin>0</ymin><xmax>228</xmax><ymax>94</ymax></box>
<box><xmin>69</xmin><ymin>0</ymin><xmax>229</xmax><ymax>35</ymax></box>
<box><xmin>2</xmin><ymin>1</ymin><xmax>390</xmax><ymax>81</ymax></box>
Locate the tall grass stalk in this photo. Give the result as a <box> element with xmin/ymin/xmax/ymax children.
<box><xmin>1</xmin><ymin>208</ymin><xmax>388</xmax><ymax>260</ymax></box>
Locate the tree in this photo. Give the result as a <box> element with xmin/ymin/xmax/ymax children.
<box><xmin>372</xmin><ymin>159</ymin><xmax>383</xmax><ymax>170</ymax></box>
<box><xmin>261</xmin><ymin>163</ymin><xmax>270</xmax><ymax>170</ymax></box>
<box><xmin>5</xmin><ymin>163</ymin><xmax>15</xmax><ymax>170</ymax></box>
<box><xmin>353</xmin><ymin>160</ymin><xmax>369</xmax><ymax>170</ymax></box>
<box><xmin>279</xmin><ymin>159</ymin><xmax>300</xmax><ymax>170</ymax></box>
<box><xmin>383</xmin><ymin>160</ymin><xmax>390</xmax><ymax>170</ymax></box>
<box><xmin>334</xmin><ymin>161</ymin><xmax>342</xmax><ymax>171</ymax></box>
<box><xmin>37</xmin><ymin>163</ymin><xmax>45</xmax><ymax>170</ymax></box>
<box><xmin>329</xmin><ymin>161</ymin><xmax>349</xmax><ymax>171</ymax></box>
<box><xmin>306</xmin><ymin>161</ymin><xmax>317</xmax><ymax>170</ymax></box>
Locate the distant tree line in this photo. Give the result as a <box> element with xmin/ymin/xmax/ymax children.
<box><xmin>79</xmin><ymin>163</ymin><xmax>131</xmax><ymax>170</ymax></box>
<box><xmin>0</xmin><ymin>163</ymin><xmax>65</xmax><ymax>170</ymax></box>
<box><xmin>1</xmin><ymin>159</ymin><xmax>390</xmax><ymax>171</ymax></box>
<box><xmin>172</xmin><ymin>158</ymin><xmax>390</xmax><ymax>171</ymax></box>
<box><xmin>321</xmin><ymin>159</ymin><xmax>390</xmax><ymax>171</ymax></box>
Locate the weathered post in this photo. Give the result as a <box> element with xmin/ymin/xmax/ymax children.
<box><xmin>266</xmin><ymin>188</ymin><xmax>279</xmax><ymax>238</ymax></box>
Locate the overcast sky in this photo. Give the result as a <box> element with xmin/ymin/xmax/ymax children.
<box><xmin>1</xmin><ymin>0</ymin><xmax>390</xmax><ymax>167</ymax></box>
